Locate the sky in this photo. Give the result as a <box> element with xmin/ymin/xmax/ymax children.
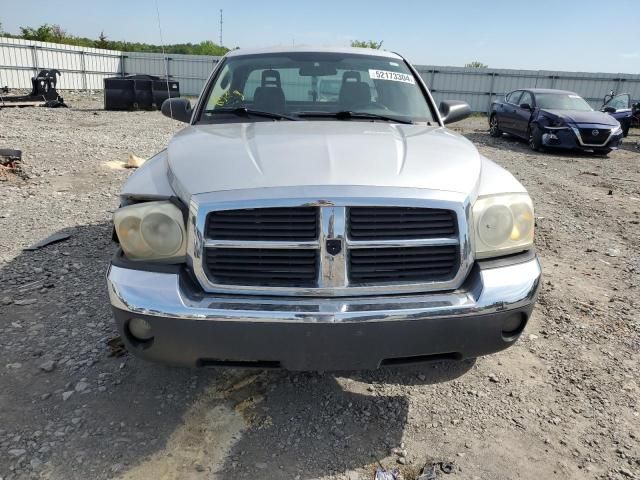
<box><xmin>2</xmin><ymin>0</ymin><xmax>639</xmax><ymax>73</ymax></box>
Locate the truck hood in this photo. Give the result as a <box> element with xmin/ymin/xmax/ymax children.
<box><xmin>167</xmin><ymin>121</ymin><xmax>482</xmax><ymax>196</ymax></box>
<box><xmin>542</xmin><ymin>109</ymin><xmax>619</xmax><ymax>126</ymax></box>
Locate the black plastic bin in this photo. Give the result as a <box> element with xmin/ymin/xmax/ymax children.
<box><xmin>104</xmin><ymin>75</ymin><xmax>180</xmax><ymax>110</ymax></box>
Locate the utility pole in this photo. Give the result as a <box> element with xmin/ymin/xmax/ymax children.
<box><xmin>219</xmin><ymin>9</ymin><xmax>223</xmax><ymax>46</ymax></box>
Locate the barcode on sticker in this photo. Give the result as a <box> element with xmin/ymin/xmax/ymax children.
<box><xmin>369</xmin><ymin>69</ymin><xmax>415</xmax><ymax>84</ymax></box>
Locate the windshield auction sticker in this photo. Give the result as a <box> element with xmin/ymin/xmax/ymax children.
<box><xmin>369</xmin><ymin>69</ymin><xmax>415</xmax><ymax>84</ymax></box>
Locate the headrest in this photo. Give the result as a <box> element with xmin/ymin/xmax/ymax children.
<box><xmin>261</xmin><ymin>69</ymin><xmax>281</xmax><ymax>87</ymax></box>
<box><xmin>342</xmin><ymin>71</ymin><xmax>361</xmax><ymax>83</ymax></box>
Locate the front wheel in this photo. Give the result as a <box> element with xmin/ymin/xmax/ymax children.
<box><xmin>489</xmin><ymin>115</ymin><xmax>502</xmax><ymax>137</ymax></box>
<box><xmin>528</xmin><ymin>125</ymin><xmax>543</xmax><ymax>151</ymax></box>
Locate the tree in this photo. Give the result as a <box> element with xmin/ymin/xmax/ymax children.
<box><xmin>96</xmin><ymin>31</ymin><xmax>109</xmax><ymax>49</ymax></box>
<box><xmin>20</xmin><ymin>24</ymin><xmax>56</xmax><ymax>42</ymax></box>
<box><xmin>465</xmin><ymin>61</ymin><xmax>488</xmax><ymax>68</ymax></box>
<box><xmin>13</xmin><ymin>22</ymin><xmax>230</xmax><ymax>55</ymax></box>
<box><xmin>51</xmin><ymin>24</ymin><xmax>67</xmax><ymax>41</ymax></box>
<box><xmin>351</xmin><ymin>40</ymin><xmax>384</xmax><ymax>49</ymax></box>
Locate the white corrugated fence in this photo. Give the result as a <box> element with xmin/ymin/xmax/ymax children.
<box><xmin>2</xmin><ymin>36</ymin><xmax>639</xmax><ymax>111</ymax></box>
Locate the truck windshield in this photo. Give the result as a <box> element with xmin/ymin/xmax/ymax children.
<box><xmin>198</xmin><ymin>52</ymin><xmax>435</xmax><ymax>124</ymax></box>
<box><xmin>536</xmin><ymin>93</ymin><xmax>593</xmax><ymax>111</ymax></box>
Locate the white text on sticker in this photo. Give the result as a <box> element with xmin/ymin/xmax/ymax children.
<box><xmin>369</xmin><ymin>69</ymin><xmax>415</xmax><ymax>84</ymax></box>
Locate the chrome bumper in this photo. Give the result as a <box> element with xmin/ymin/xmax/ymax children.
<box><xmin>107</xmin><ymin>255</ymin><xmax>541</xmax><ymax>324</ymax></box>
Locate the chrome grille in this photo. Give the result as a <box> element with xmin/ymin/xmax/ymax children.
<box><xmin>348</xmin><ymin>206</ymin><xmax>457</xmax><ymax>240</ymax></box>
<box><xmin>195</xmin><ymin>199</ymin><xmax>467</xmax><ymax>297</ymax></box>
<box><xmin>577</xmin><ymin>127</ymin><xmax>611</xmax><ymax>145</ymax></box>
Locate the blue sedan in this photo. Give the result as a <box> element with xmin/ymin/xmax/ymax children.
<box><xmin>489</xmin><ymin>88</ymin><xmax>624</xmax><ymax>155</ymax></box>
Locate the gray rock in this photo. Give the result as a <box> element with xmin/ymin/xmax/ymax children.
<box><xmin>606</xmin><ymin>248</ymin><xmax>620</xmax><ymax>257</ymax></box>
<box><xmin>62</xmin><ymin>391</ymin><xmax>74</xmax><ymax>401</ymax></box>
<box><xmin>14</xmin><ymin>298</ymin><xmax>37</xmax><ymax>306</ymax></box>
<box><xmin>75</xmin><ymin>381</ymin><xmax>89</xmax><ymax>392</ymax></box>
<box><xmin>8</xmin><ymin>448</ymin><xmax>26</xmax><ymax>457</ymax></box>
<box><xmin>39</xmin><ymin>360</ymin><xmax>56</xmax><ymax>372</ymax></box>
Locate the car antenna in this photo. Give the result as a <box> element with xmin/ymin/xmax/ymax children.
<box><xmin>154</xmin><ymin>0</ymin><xmax>173</xmax><ymax>121</ymax></box>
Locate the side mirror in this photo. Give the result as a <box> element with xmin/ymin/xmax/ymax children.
<box><xmin>603</xmin><ymin>106</ymin><xmax>616</xmax><ymax>113</ymax></box>
<box><xmin>519</xmin><ymin>103</ymin><xmax>532</xmax><ymax>110</ymax></box>
<box><xmin>161</xmin><ymin>98</ymin><xmax>192</xmax><ymax>123</ymax></box>
<box><xmin>439</xmin><ymin>100</ymin><xmax>471</xmax><ymax>125</ymax></box>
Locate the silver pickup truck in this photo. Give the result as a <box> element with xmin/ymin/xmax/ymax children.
<box><xmin>107</xmin><ymin>47</ymin><xmax>541</xmax><ymax>371</ymax></box>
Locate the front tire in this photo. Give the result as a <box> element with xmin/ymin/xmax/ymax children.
<box><xmin>489</xmin><ymin>115</ymin><xmax>502</xmax><ymax>137</ymax></box>
<box><xmin>622</xmin><ymin>122</ymin><xmax>630</xmax><ymax>137</ymax></box>
<box><xmin>528</xmin><ymin>125</ymin><xmax>543</xmax><ymax>151</ymax></box>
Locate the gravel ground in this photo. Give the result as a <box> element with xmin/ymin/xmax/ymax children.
<box><xmin>1</xmin><ymin>93</ymin><xmax>639</xmax><ymax>480</ymax></box>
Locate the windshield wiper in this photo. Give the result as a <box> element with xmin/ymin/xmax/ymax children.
<box><xmin>295</xmin><ymin>110</ymin><xmax>414</xmax><ymax>124</ymax></box>
<box><xmin>205</xmin><ymin>107</ymin><xmax>298</xmax><ymax>121</ymax></box>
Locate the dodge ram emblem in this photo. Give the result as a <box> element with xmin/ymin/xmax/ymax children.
<box><xmin>326</xmin><ymin>239</ymin><xmax>342</xmax><ymax>256</ymax></box>
<box><xmin>592</xmin><ymin>129</ymin><xmax>600</xmax><ymax>136</ymax></box>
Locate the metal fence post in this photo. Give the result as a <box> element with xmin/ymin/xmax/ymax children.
<box><xmin>30</xmin><ymin>45</ymin><xmax>39</xmax><ymax>76</ymax></box>
<box><xmin>80</xmin><ymin>51</ymin><xmax>88</xmax><ymax>90</ymax></box>
<box><xmin>487</xmin><ymin>72</ymin><xmax>496</xmax><ymax>113</ymax></box>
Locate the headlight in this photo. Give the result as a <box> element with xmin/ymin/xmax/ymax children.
<box><xmin>612</xmin><ymin>125</ymin><xmax>623</xmax><ymax>135</ymax></box>
<box><xmin>473</xmin><ymin>194</ymin><xmax>534</xmax><ymax>259</ymax></box>
<box><xmin>114</xmin><ymin>201</ymin><xmax>187</xmax><ymax>262</ymax></box>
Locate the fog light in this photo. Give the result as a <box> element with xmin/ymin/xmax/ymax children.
<box><xmin>128</xmin><ymin>318</ymin><xmax>153</xmax><ymax>341</ymax></box>
<box><xmin>502</xmin><ymin>313</ymin><xmax>527</xmax><ymax>337</ymax></box>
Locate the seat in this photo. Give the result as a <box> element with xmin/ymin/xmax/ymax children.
<box><xmin>253</xmin><ymin>69</ymin><xmax>286</xmax><ymax>113</ymax></box>
<box><xmin>338</xmin><ymin>71</ymin><xmax>371</xmax><ymax>109</ymax></box>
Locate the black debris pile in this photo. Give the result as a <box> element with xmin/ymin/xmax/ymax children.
<box><xmin>0</xmin><ymin>69</ymin><xmax>67</xmax><ymax>108</ymax></box>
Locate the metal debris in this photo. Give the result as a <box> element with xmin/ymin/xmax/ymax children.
<box><xmin>107</xmin><ymin>336</ymin><xmax>127</xmax><ymax>357</ymax></box>
<box><xmin>0</xmin><ymin>69</ymin><xmax>66</xmax><ymax>108</ymax></box>
<box><xmin>0</xmin><ymin>149</ymin><xmax>25</xmax><ymax>180</ymax></box>
<box><xmin>24</xmin><ymin>233</ymin><xmax>71</xmax><ymax>251</ymax></box>
<box><xmin>374</xmin><ymin>467</ymin><xmax>400</xmax><ymax>480</ymax></box>
<box><xmin>417</xmin><ymin>461</ymin><xmax>454</xmax><ymax>479</ymax></box>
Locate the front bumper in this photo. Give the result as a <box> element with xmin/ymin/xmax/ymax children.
<box><xmin>541</xmin><ymin>125</ymin><xmax>623</xmax><ymax>150</ymax></box>
<box><xmin>107</xmin><ymin>253</ymin><xmax>541</xmax><ymax>371</ymax></box>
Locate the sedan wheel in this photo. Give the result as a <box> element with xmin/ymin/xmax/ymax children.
<box><xmin>528</xmin><ymin>126</ymin><xmax>543</xmax><ymax>152</ymax></box>
<box><xmin>489</xmin><ymin>115</ymin><xmax>502</xmax><ymax>137</ymax></box>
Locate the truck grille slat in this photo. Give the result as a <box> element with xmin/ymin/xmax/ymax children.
<box><xmin>207</xmin><ymin>207</ymin><xmax>318</xmax><ymax>241</ymax></box>
<box><xmin>205</xmin><ymin>248</ymin><xmax>318</xmax><ymax>286</ymax></box>
<box><xmin>349</xmin><ymin>246</ymin><xmax>459</xmax><ymax>283</ymax></box>
<box><xmin>348</xmin><ymin>207</ymin><xmax>457</xmax><ymax>239</ymax></box>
